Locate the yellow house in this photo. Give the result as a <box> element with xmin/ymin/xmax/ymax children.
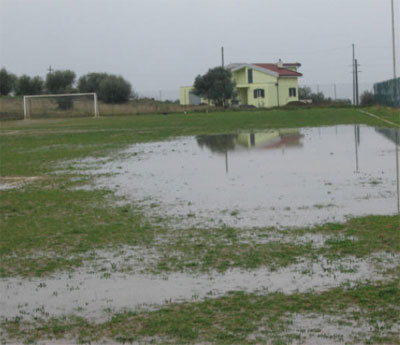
<box><xmin>180</xmin><ymin>60</ymin><xmax>302</xmax><ymax>108</ymax></box>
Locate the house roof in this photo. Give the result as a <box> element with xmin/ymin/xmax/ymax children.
<box><xmin>253</xmin><ymin>63</ymin><xmax>303</xmax><ymax>77</ymax></box>
<box><xmin>226</xmin><ymin>62</ymin><xmax>302</xmax><ymax>77</ymax></box>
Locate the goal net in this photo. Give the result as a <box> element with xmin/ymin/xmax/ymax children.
<box><xmin>23</xmin><ymin>93</ymin><xmax>99</xmax><ymax>119</ymax></box>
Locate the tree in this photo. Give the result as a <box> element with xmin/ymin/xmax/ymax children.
<box><xmin>299</xmin><ymin>86</ymin><xmax>328</xmax><ymax>104</ymax></box>
<box><xmin>360</xmin><ymin>90</ymin><xmax>376</xmax><ymax>106</ymax></box>
<box><xmin>98</xmin><ymin>75</ymin><xmax>131</xmax><ymax>103</ymax></box>
<box><xmin>45</xmin><ymin>70</ymin><xmax>76</xmax><ymax>110</ymax></box>
<box><xmin>45</xmin><ymin>70</ymin><xmax>76</xmax><ymax>94</ymax></box>
<box><xmin>15</xmin><ymin>75</ymin><xmax>43</xmax><ymax>95</ymax></box>
<box><xmin>193</xmin><ymin>67</ymin><xmax>235</xmax><ymax>107</ymax></box>
<box><xmin>299</xmin><ymin>86</ymin><xmax>312</xmax><ymax>99</ymax></box>
<box><xmin>78</xmin><ymin>72</ymin><xmax>108</xmax><ymax>93</ymax></box>
<box><xmin>310</xmin><ymin>91</ymin><xmax>325</xmax><ymax>103</ymax></box>
<box><xmin>78</xmin><ymin>73</ymin><xmax>132</xmax><ymax>103</ymax></box>
<box><xmin>0</xmin><ymin>68</ymin><xmax>17</xmax><ymax>96</ymax></box>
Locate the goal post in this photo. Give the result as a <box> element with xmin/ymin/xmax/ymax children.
<box><xmin>23</xmin><ymin>92</ymin><xmax>99</xmax><ymax>120</ymax></box>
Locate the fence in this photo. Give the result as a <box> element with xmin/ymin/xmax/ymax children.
<box><xmin>374</xmin><ymin>78</ymin><xmax>400</xmax><ymax>107</ymax></box>
<box><xmin>0</xmin><ymin>97</ymin><xmax>205</xmax><ymax>121</ymax></box>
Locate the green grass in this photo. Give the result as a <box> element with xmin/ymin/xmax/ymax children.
<box><xmin>363</xmin><ymin>105</ymin><xmax>400</xmax><ymax>125</ymax></box>
<box><xmin>2</xmin><ymin>280</ymin><xmax>399</xmax><ymax>344</ymax></box>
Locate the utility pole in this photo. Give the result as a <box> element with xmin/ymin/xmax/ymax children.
<box><xmin>221</xmin><ymin>46</ymin><xmax>225</xmax><ymax>107</ymax></box>
<box><xmin>396</xmin><ymin>134</ymin><xmax>400</xmax><ymax>214</ymax></box>
<box><xmin>352</xmin><ymin>44</ymin><xmax>355</xmax><ymax>105</ymax></box>
<box><xmin>391</xmin><ymin>0</ymin><xmax>398</xmax><ymax>104</ymax></box>
<box><xmin>334</xmin><ymin>84</ymin><xmax>337</xmax><ymax>100</ymax></box>
<box><xmin>391</xmin><ymin>0</ymin><xmax>397</xmax><ymax>80</ymax></box>
<box><xmin>47</xmin><ymin>65</ymin><xmax>53</xmax><ymax>74</ymax></box>
<box><xmin>354</xmin><ymin>125</ymin><xmax>359</xmax><ymax>173</ymax></box>
<box><xmin>355</xmin><ymin>59</ymin><xmax>359</xmax><ymax>106</ymax></box>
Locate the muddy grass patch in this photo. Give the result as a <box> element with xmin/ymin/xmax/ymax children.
<box><xmin>0</xmin><ymin>178</ymin><xmax>162</xmax><ymax>277</ymax></box>
<box><xmin>145</xmin><ymin>215</ymin><xmax>400</xmax><ymax>274</ymax></box>
<box><xmin>0</xmin><ymin>176</ymin><xmax>45</xmax><ymax>190</ymax></box>
<box><xmin>2</xmin><ymin>280</ymin><xmax>399</xmax><ymax>345</ymax></box>
<box><xmin>1</xmin><ymin>252</ymin><xmax>397</xmax><ymax>326</ymax></box>
<box><xmin>1</xmin><ymin>179</ymin><xmax>399</xmax><ymax>277</ymax></box>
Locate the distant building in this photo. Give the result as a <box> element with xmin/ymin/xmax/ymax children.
<box><xmin>373</xmin><ymin>77</ymin><xmax>400</xmax><ymax>107</ymax></box>
<box><xmin>180</xmin><ymin>60</ymin><xmax>302</xmax><ymax>108</ymax></box>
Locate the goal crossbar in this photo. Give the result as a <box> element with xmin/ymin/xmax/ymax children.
<box><xmin>23</xmin><ymin>92</ymin><xmax>99</xmax><ymax>120</ymax></box>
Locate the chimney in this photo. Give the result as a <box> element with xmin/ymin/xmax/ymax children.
<box><xmin>277</xmin><ymin>59</ymin><xmax>283</xmax><ymax>68</ymax></box>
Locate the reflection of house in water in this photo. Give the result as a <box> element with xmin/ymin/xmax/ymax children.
<box><xmin>196</xmin><ymin>129</ymin><xmax>303</xmax><ymax>153</ymax></box>
<box><xmin>236</xmin><ymin>129</ymin><xmax>303</xmax><ymax>150</ymax></box>
<box><xmin>196</xmin><ymin>129</ymin><xmax>303</xmax><ymax>174</ymax></box>
<box><xmin>196</xmin><ymin>130</ymin><xmax>303</xmax><ymax>172</ymax></box>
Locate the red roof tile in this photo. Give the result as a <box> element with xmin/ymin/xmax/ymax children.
<box><xmin>253</xmin><ymin>63</ymin><xmax>302</xmax><ymax>77</ymax></box>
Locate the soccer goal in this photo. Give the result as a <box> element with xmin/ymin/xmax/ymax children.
<box><xmin>23</xmin><ymin>92</ymin><xmax>99</xmax><ymax>120</ymax></box>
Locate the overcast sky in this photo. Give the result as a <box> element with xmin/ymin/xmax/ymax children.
<box><xmin>0</xmin><ymin>0</ymin><xmax>399</xmax><ymax>99</ymax></box>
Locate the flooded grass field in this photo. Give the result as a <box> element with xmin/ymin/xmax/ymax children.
<box><xmin>0</xmin><ymin>109</ymin><xmax>399</xmax><ymax>344</ymax></box>
<box><xmin>83</xmin><ymin>125</ymin><xmax>399</xmax><ymax>228</ymax></box>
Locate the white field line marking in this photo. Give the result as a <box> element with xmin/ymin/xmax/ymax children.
<box><xmin>358</xmin><ymin>109</ymin><xmax>399</xmax><ymax>127</ymax></box>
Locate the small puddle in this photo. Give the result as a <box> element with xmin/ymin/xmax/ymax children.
<box><xmin>0</xmin><ymin>253</ymin><xmax>397</xmax><ymax>322</ymax></box>
<box><xmin>80</xmin><ymin>125</ymin><xmax>399</xmax><ymax>228</ymax></box>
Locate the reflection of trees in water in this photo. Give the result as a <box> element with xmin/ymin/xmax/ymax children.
<box><xmin>196</xmin><ymin>134</ymin><xmax>238</xmax><ymax>153</ymax></box>
<box><xmin>375</xmin><ymin>128</ymin><xmax>400</xmax><ymax>145</ymax></box>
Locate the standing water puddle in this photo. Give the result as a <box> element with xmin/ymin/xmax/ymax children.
<box><xmin>88</xmin><ymin>125</ymin><xmax>399</xmax><ymax>228</ymax></box>
<box><xmin>1</xmin><ymin>254</ymin><xmax>398</xmax><ymax>321</ymax></box>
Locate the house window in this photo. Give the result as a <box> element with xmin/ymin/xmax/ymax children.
<box><xmin>254</xmin><ymin>88</ymin><xmax>265</xmax><ymax>98</ymax></box>
<box><xmin>248</xmin><ymin>69</ymin><xmax>253</xmax><ymax>84</ymax></box>
<box><xmin>289</xmin><ymin>88</ymin><xmax>296</xmax><ymax>97</ymax></box>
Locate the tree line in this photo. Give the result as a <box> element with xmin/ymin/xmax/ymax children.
<box><xmin>0</xmin><ymin>68</ymin><xmax>133</xmax><ymax>104</ymax></box>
